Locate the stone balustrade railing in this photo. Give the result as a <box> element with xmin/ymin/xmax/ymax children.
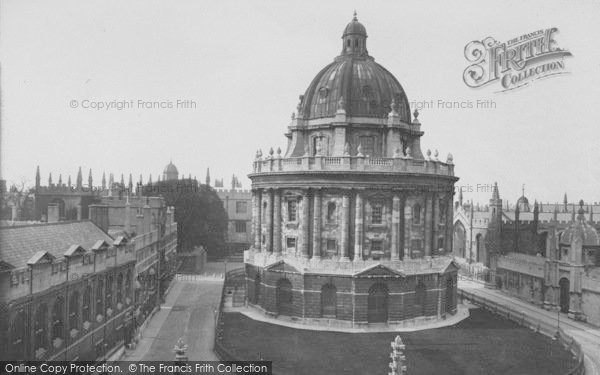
<box><xmin>244</xmin><ymin>249</ymin><xmax>454</xmax><ymax>275</ymax></box>
<box><xmin>252</xmin><ymin>156</ymin><xmax>454</xmax><ymax>176</ymax></box>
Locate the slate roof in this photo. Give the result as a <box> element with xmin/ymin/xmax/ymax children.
<box><xmin>0</xmin><ymin>220</ymin><xmax>113</xmax><ymax>269</ymax></box>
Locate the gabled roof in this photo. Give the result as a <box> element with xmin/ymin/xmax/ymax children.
<box><xmin>442</xmin><ymin>260</ymin><xmax>460</xmax><ymax>274</ymax></box>
<box><xmin>91</xmin><ymin>240</ymin><xmax>110</xmax><ymax>251</ymax></box>
<box><xmin>0</xmin><ymin>260</ymin><xmax>15</xmax><ymax>272</ymax></box>
<box><xmin>265</xmin><ymin>260</ymin><xmax>302</xmax><ymax>273</ymax></box>
<box><xmin>27</xmin><ymin>251</ymin><xmax>55</xmax><ymax>265</ymax></box>
<box><xmin>64</xmin><ymin>245</ymin><xmax>87</xmax><ymax>257</ymax></box>
<box><xmin>0</xmin><ymin>221</ymin><xmax>113</xmax><ymax>269</ymax></box>
<box><xmin>113</xmin><ymin>236</ymin><xmax>128</xmax><ymax>246</ymax></box>
<box><xmin>354</xmin><ymin>263</ymin><xmax>405</xmax><ymax>277</ymax></box>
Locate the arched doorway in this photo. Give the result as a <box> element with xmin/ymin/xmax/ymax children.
<box><xmin>367</xmin><ymin>283</ymin><xmax>388</xmax><ymax>323</ymax></box>
<box><xmin>276</xmin><ymin>279</ymin><xmax>293</xmax><ymax>316</ymax></box>
<box><xmin>445</xmin><ymin>277</ymin><xmax>454</xmax><ymax>313</ymax></box>
<box><xmin>321</xmin><ymin>284</ymin><xmax>337</xmax><ymax>318</ymax></box>
<box><xmin>453</xmin><ymin>221</ymin><xmax>466</xmax><ymax>258</ymax></box>
<box><xmin>559</xmin><ymin>278</ymin><xmax>570</xmax><ymax>313</ymax></box>
<box><xmin>253</xmin><ymin>274</ymin><xmax>261</xmax><ymax>304</ymax></box>
<box><xmin>51</xmin><ymin>198</ymin><xmax>66</xmax><ymax>219</ymax></box>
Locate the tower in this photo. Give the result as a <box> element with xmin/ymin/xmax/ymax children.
<box><xmin>486</xmin><ymin>182</ymin><xmax>503</xmax><ymax>262</ymax></box>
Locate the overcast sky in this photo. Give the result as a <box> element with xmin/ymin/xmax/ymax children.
<box><xmin>1</xmin><ymin>0</ymin><xmax>599</xmax><ymax>206</ymax></box>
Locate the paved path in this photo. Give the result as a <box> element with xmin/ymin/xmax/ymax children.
<box><xmin>122</xmin><ymin>277</ymin><xmax>224</xmax><ymax>361</ymax></box>
<box><xmin>459</xmin><ymin>279</ymin><xmax>600</xmax><ymax>375</ymax></box>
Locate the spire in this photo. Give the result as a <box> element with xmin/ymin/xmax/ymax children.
<box><xmin>563</xmin><ymin>192</ymin><xmax>568</xmax><ymax>212</ymax></box>
<box><xmin>120</xmin><ymin>174</ymin><xmax>125</xmax><ymax>187</ymax></box>
<box><xmin>58</xmin><ymin>174</ymin><xmax>63</xmax><ymax>186</ymax></box>
<box><xmin>109</xmin><ymin>173</ymin><xmax>114</xmax><ymax>188</ymax></box>
<box><xmin>76</xmin><ymin>167</ymin><xmax>83</xmax><ymax>189</ymax></box>
<box><xmin>68</xmin><ymin>175</ymin><xmax>72</xmax><ymax>187</ymax></box>
<box><xmin>128</xmin><ymin>174</ymin><xmax>133</xmax><ymax>192</ymax></box>
<box><xmin>206</xmin><ymin>168</ymin><xmax>211</xmax><ymax>186</ymax></box>
<box><xmin>48</xmin><ymin>172</ymin><xmax>53</xmax><ymax>186</ymax></box>
<box><xmin>148</xmin><ymin>174</ymin><xmax>153</xmax><ymax>185</ymax></box>
<box><xmin>521</xmin><ymin>183</ymin><xmax>525</xmax><ymax>198</ymax></box>
<box><xmin>88</xmin><ymin>169</ymin><xmax>93</xmax><ymax>188</ymax></box>
<box><xmin>458</xmin><ymin>187</ymin><xmax>464</xmax><ymax>207</ymax></box>
<box><xmin>102</xmin><ymin>172</ymin><xmax>106</xmax><ymax>190</ymax></box>
<box><xmin>492</xmin><ymin>182</ymin><xmax>500</xmax><ymax>200</ymax></box>
<box><xmin>35</xmin><ymin>166</ymin><xmax>41</xmax><ymax>188</ymax></box>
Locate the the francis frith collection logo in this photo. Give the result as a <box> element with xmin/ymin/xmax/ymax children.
<box><xmin>463</xmin><ymin>28</ymin><xmax>572</xmax><ymax>92</ymax></box>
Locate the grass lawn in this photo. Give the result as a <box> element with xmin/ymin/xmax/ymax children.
<box><xmin>222</xmin><ymin>308</ymin><xmax>577</xmax><ymax>375</ymax></box>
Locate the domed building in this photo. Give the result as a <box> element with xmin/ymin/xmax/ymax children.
<box><xmin>245</xmin><ymin>13</ymin><xmax>459</xmax><ymax>327</ymax></box>
<box><xmin>163</xmin><ymin>160</ymin><xmax>179</xmax><ymax>181</ymax></box>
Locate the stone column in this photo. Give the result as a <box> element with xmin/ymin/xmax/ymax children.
<box><xmin>354</xmin><ymin>192</ymin><xmax>363</xmax><ymax>260</ymax></box>
<box><xmin>273</xmin><ymin>189</ymin><xmax>282</xmax><ymax>255</ymax></box>
<box><xmin>446</xmin><ymin>196</ymin><xmax>453</xmax><ymax>253</ymax></box>
<box><xmin>424</xmin><ymin>194</ymin><xmax>433</xmax><ymax>257</ymax></box>
<box><xmin>254</xmin><ymin>189</ymin><xmax>262</xmax><ymax>250</ymax></box>
<box><xmin>432</xmin><ymin>194</ymin><xmax>440</xmax><ymax>254</ymax></box>
<box><xmin>301</xmin><ymin>191</ymin><xmax>310</xmax><ymax>258</ymax></box>
<box><xmin>391</xmin><ymin>195</ymin><xmax>401</xmax><ymax>260</ymax></box>
<box><xmin>266</xmin><ymin>189</ymin><xmax>274</xmax><ymax>253</ymax></box>
<box><xmin>341</xmin><ymin>192</ymin><xmax>350</xmax><ymax>260</ymax></box>
<box><xmin>312</xmin><ymin>189</ymin><xmax>322</xmax><ymax>260</ymax></box>
<box><xmin>404</xmin><ymin>198</ymin><xmax>412</xmax><ymax>258</ymax></box>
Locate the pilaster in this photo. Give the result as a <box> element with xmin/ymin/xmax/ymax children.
<box><xmin>273</xmin><ymin>189</ymin><xmax>282</xmax><ymax>255</ymax></box>
<box><xmin>341</xmin><ymin>192</ymin><xmax>350</xmax><ymax>260</ymax></box>
<box><xmin>354</xmin><ymin>192</ymin><xmax>364</xmax><ymax>260</ymax></box>
<box><xmin>391</xmin><ymin>195</ymin><xmax>401</xmax><ymax>260</ymax></box>
<box><xmin>312</xmin><ymin>189</ymin><xmax>322</xmax><ymax>260</ymax></box>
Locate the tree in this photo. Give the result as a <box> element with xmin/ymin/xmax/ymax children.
<box><xmin>143</xmin><ymin>178</ymin><xmax>228</xmax><ymax>256</ymax></box>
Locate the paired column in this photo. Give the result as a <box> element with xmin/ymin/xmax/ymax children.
<box><xmin>254</xmin><ymin>189</ymin><xmax>262</xmax><ymax>250</ymax></box>
<box><xmin>312</xmin><ymin>189</ymin><xmax>322</xmax><ymax>259</ymax></box>
<box><xmin>273</xmin><ymin>189</ymin><xmax>282</xmax><ymax>255</ymax></box>
<box><xmin>391</xmin><ymin>195</ymin><xmax>401</xmax><ymax>260</ymax></box>
<box><xmin>424</xmin><ymin>194</ymin><xmax>433</xmax><ymax>257</ymax></box>
<box><xmin>432</xmin><ymin>194</ymin><xmax>440</xmax><ymax>254</ymax></box>
<box><xmin>354</xmin><ymin>192</ymin><xmax>363</xmax><ymax>260</ymax></box>
<box><xmin>341</xmin><ymin>192</ymin><xmax>350</xmax><ymax>260</ymax></box>
<box><xmin>445</xmin><ymin>195</ymin><xmax>453</xmax><ymax>253</ymax></box>
<box><xmin>301</xmin><ymin>191</ymin><xmax>310</xmax><ymax>258</ymax></box>
<box><xmin>404</xmin><ymin>199</ymin><xmax>412</xmax><ymax>258</ymax></box>
<box><xmin>265</xmin><ymin>189</ymin><xmax>274</xmax><ymax>253</ymax></box>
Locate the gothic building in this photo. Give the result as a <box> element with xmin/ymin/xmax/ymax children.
<box><xmin>453</xmin><ymin>185</ymin><xmax>600</xmax><ymax>326</ymax></box>
<box><xmin>245</xmin><ymin>13</ymin><xmax>459</xmax><ymax>327</ymax></box>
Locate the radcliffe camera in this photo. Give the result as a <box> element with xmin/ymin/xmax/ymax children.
<box><xmin>1</xmin><ymin>2</ymin><xmax>599</xmax><ymax>375</ymax></box>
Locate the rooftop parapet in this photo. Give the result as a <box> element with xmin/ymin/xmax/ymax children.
<box><xmin>251</xmin><ymin>155</ymin><xmax>454</xmax><ymax>177</ymax></box>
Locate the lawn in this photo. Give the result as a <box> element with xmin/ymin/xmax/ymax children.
<box><xmin>221</xmin><ymin>308</ymin><xmax>577</xmax><ymax>375</ymax></box>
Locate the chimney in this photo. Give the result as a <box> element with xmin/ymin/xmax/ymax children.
<box><xmin>47</xmin><ymin>203</ymin><xmax>60</xmax><ymax>223</ymax></box>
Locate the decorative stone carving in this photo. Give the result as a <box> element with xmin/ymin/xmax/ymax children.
<box><xmin>344</xmin><ymin>142</ymin><xmax>350</xmax><ymax>156</ymax></box>
<box><xmin>446</xmin><ymin>153</ymin><xmax>454</xmax><ymax>164</ymax></box>
<box><xmin>405</xmin><ymin>146</ymin><xmax>412</xmax><ymax>159</ymax></box>
<box><xmin>357</xmin><ymin>143</ymin><xmax>364</xmax><ymax>157</ymax></box>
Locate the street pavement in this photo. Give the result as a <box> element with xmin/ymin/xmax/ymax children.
<box><xmin>122</xmin><ymin>276</ymin><xmax>226</xmax><ymax>360</ymax></box>
<box><xmin>459</xmin><ymin>279</ymin><xmax>600</xmax><ymax>375</ymax></box>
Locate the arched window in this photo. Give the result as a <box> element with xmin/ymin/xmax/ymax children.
<box><xmin>413</xmin><ymin>204</ymin><xmax>421</xmax><ymax>224</ymax></box>
<box><xmin>346</xmin><ymin>39</ymin><xmax>350</xmax><ymax>47</ymax></box>
<box><xmin>354</xmin><ymin>39</ymin><xmax>358</xmax><ymax>47</ymax></box>
<box><xmin>69</xmin><ymin>291</ymin><xmax>80</xmax><ymax>331</ymax></box>
<box><xmin>117</xmin><ymin>273</ymin><xmax>124</xmax><ymax>305</ymax></box>
<box><xmin>82</xmin><ymin>285</ymin><xmax>91</xmax><ymax>323</ymax></box>
<box><xmin>321</xmin><ymin>284</ymin><xmax>337</xmax><ymax>318</ymax></box>
<box><xmin>10</xmin><ymin>310</ymin><xmax>26</xmax><ymax>359</ymax></box>
<box><xmin>34</xmin><ymin>304</ymin><xmax>48</xmax><ymax>351</ymax></box>
<box><xmin>327</xmin><ymin>202</ymin><xmax>336</xmax><ymax>222</ymax></box>
<box><xmin>96</xmin><ymin>277</ymin><xmax>104</xmax><ymax>318</ymax></box>
<box><xmin>263</xmin><ymin>201</ymin><xmax>268</xmax><ymax>222</ymax></box>
<box><xmin>52</xmin><ymin>297</ymin><xmax>65</xmax><ymax>341</ymax></box>
<box><xmin>415</xmin><ymin>281</ymin><xmax>426</xmax><ymax>315</ymax></box>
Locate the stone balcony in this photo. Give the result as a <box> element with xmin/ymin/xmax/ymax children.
<box><xmin>251</xmin><ymin>155</ymin><xmax>454</xmax><ymax>176</ymax></box>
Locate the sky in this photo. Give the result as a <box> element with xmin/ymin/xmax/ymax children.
<box><xmin>1</xmin><ymin>0</ymin><xmax>599</xmax><ymax>206</ymax></box>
